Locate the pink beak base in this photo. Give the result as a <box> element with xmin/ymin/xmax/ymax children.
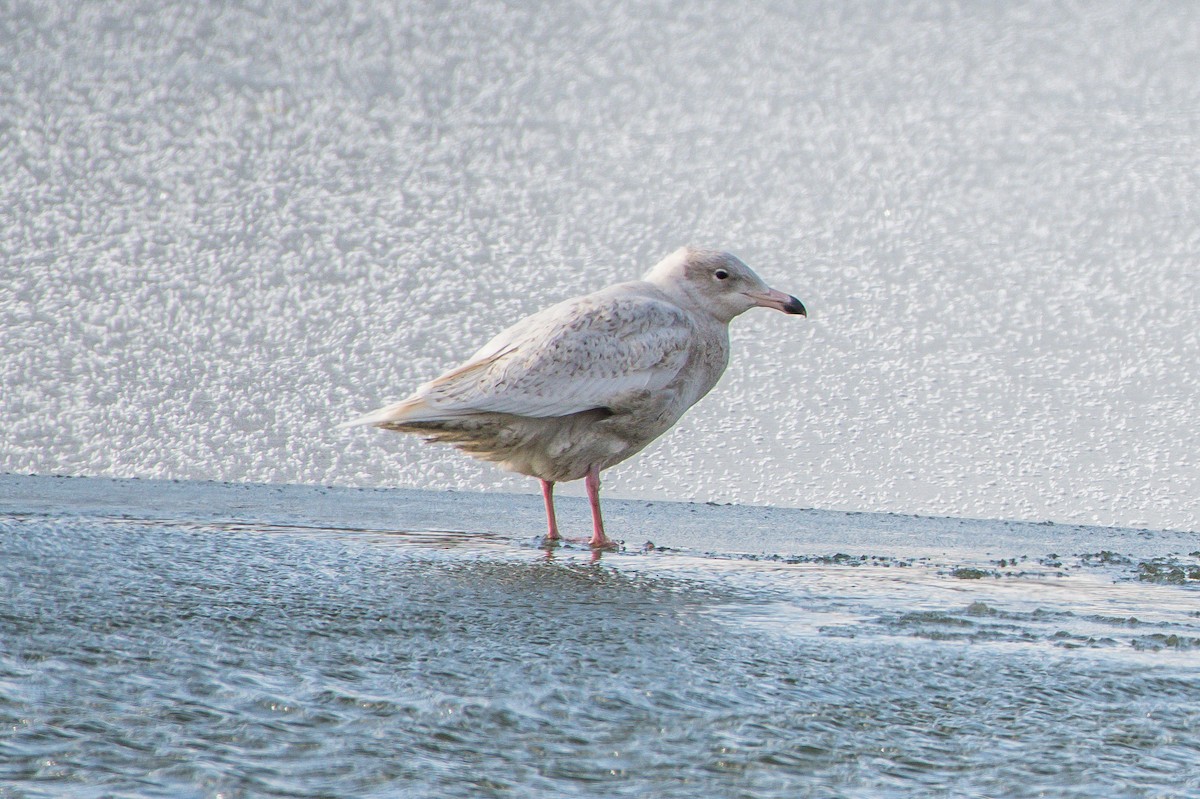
<box><xmin>746</xmin><ymin>289</ymin><xmax>807</xmax><ymax>316</ymax></box>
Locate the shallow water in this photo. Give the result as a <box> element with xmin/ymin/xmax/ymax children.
<box><xmin>3</xmin><ymin>476</ymin><xmax>1198</xmax><ymax>797</ymax></box>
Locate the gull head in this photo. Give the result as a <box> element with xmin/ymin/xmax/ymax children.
<box><xmin>645</xmin><ymin>247</ymin><xmax>806</xmax><ymax>323</ymax></box>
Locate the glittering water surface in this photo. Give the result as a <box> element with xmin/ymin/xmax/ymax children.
<box><xmin>2</xmin><ymin>0</ymin><xmax>1199</xmax><ymax>530</ymax></box>
<box><xmin>2</xmin><ymin>477</ymin><xmax>1198</xmax><ymax>797</ymax></box>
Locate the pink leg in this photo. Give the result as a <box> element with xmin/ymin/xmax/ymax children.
<box><xmin>540</xmin><ymin>479</ymin><xmax>561</xmax><ymax>541</ymax></box>
<box><xmin>585</xmin><ymin>465</ymin><xmax>615</xmax><ymax>549</ymax></box>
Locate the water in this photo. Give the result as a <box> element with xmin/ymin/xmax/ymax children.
<box><xmin>2</xmin><ymin>1</ymin><xmax>1199</xmax><ymax>530</ymax></box>
<box><xmin>3</xmin><ymin>475</ymin><xmax>1199</xmax><ymax>797</ymax></box>
<box><xmin>3</xmin><ymin>3</ymin><xmax>1200</xmax><ymax>792</ymax></box>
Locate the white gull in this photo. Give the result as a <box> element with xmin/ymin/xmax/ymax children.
<box><xmin>340</xmin><ymin>246</ymin><xmax>806</xmax><ymax>548</ymax></box>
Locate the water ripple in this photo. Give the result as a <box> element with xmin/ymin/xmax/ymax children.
<box><xmin>3</xmin><ymin>512</ymin><xmax>1200</xmax><ymax>797</ymax></box>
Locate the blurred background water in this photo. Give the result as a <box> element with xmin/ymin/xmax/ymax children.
<box><xmin>2</xmin><ymin>0</ymin><xmax>1198</xmax><ymax>530</ymax></box>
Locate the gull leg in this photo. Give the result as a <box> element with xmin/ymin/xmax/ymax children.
<box><xmin>540</xmin><ymin>479</ymin><xmax>561</xmax><ymax>541</ymax></box>
<box><xmin>585</xmin><ymin>465</ymin><xmax>615</xmax><ymax>549</ymax></box>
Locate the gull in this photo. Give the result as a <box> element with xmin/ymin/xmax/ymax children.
<box><xmin>340</xmin><ymin>246</ymin><xmax>806</xmax><ymax>548</ymax></box>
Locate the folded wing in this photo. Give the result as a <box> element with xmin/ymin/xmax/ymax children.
<box><xmin>340</xmin><ymin>291</ymin><xmax>693</xmax><ymax>426</ymax></box>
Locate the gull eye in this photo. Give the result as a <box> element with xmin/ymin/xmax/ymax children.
<box><xmin>714</xmin><ymin>269</ymin><xmax>729</xmax><ymax>280</ymax></box>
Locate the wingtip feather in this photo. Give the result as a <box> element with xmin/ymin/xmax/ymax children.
<box><xmin>337</xmin><ymin>397</ymin><xmax>427</xmax><ymax>429</ymax></box>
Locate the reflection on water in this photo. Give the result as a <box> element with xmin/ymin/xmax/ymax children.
<box><xmin>2</xmin><ymin>502</ymin><xmax>1198</xmax><ymax>798</ymax></box>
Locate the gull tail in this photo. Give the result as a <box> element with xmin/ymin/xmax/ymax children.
<box><xmin>337</xmin><ymin>396</ymin><xmax>432</xmax><ymax>429</ymax></box>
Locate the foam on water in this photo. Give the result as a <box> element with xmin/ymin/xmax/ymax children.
<box><xmin>2</xmin><ymin>3</ymin><xmax>1199</xmax><ymax>528</ymax></box>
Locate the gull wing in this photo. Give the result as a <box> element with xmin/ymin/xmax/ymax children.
<box><xmin>344</xmin><ymin>288</ymin><xmax>694</xmax><ymax>426</ymax></box>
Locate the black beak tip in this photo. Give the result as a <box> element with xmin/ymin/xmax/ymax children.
<box><xmin>786</xmin><ymin>296</ymin><xmax>807</xmax><ymax>317</ymax></box>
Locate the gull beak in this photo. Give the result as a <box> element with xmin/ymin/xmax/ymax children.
<box><xmin>745</xmin><ymin>288</ymin><xmax>807</xmax><ymax>316</ymax></box>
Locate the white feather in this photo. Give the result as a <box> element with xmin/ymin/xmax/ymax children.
<box><xmin>348</xmin><ymin>286</ymin><xmax>695</xmax><ymax>424</ymax></box>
